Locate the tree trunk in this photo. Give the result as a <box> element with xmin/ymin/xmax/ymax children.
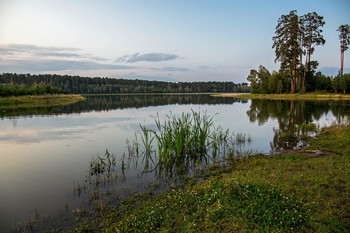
<box><xmin>290</xmin><ymin>68</ymin><xmax>295</xmax><ymax>94</ymax></box>
<box><xmin>341</xmin><ymin>51</ymin><xmax>346</xmax><ymax>94</ymax></box>
<box><xmin>291</xmin><ymin>79</ymin><xmax>296</xmax><ymax>94</ymax></box>
<box><xmin>340</xmin><ymin>51</ymin><xmax>344</xmax><ymax>76</ymax></box>
<box><xmin>300</xmin><ymin>44</ymin><xmax>304</xmax><ymax>93</ymax></box>
<box><xmin>302</xmin><ymin>57</ymin><xmax>307</xmax><ymax>93</ymax></box>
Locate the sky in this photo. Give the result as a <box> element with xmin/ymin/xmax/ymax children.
<box><xmin>0</xmin><ymin>0</ymin><xmax>350</xmax><ymax>83</ymax></box>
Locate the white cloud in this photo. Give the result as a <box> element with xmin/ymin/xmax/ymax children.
<box><xmin>0</xmin><ymin>43</ymin><xmax>133</xmax><ymax>72</ymax></box>
<box><xmin>115</xmin><ymin>53</ymin><xmax>179</xmax><ymax>63</ymax></box>
<box><xmin>0</xmin><ymin>59</ymin><xmax>132</xmax><ymax>72</ymax></box>
<box><xmin>151</xmin><ymin>67</ymin><xmax>189</xmax><ymax>72</ymax></box>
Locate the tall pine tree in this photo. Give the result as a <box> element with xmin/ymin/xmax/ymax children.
<box><xmin>273</xmin><ymin>10</ymin><xmax>302</xmax><ymax>94</ymax></box>
<box><xmin>300</xmin><ymin>12</ymin><xmax>325</xmax><ymax>93</ymax></box>
<box><xmin>337</xmin><ymin>24</ymin><xmax>350</xmax><ymax>94</ymax></box>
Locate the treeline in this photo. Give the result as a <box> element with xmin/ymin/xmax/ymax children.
<box><xmin>0</xmin><ymin>73</ymin><xmax>250</xmax><ymax>96</ymax></box>
<box><xmin>252</xmin><ymin>10</ymin><xmax>350</xmax><ymax>94</ymax></box>
<box><xmin>247</xmin><ymin>65</ymin><xmax>350</xmax><ymax>94</ymax></box>
<box><xmin>0</xmin><ymin>83</ymin><xmax>64</xmax><ymax>97</ymax></box>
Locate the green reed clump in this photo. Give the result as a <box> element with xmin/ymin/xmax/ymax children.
<box><xmin>128</xmin><ymin>110</ymin><xmax>253</xmax><ymax>179</ymax></box>
<box><xmin>152</xmin><ymin>110</ymin><xmax>214</xmax><ymax>163</ymax></box>
<box><xmin>107</xmin><ymin>180</ymin><xmax>309</xmax><ymax>232</ymax></box>
<box><xmin>136</xmin><ymin>110</ymin><xmax>216</xmax><ymax>170</ymax></box>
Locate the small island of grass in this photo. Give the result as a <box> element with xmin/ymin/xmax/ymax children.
<box><xmin>0</xmin><ymin>94</ymin><xmax>85</xmax><ymax>110</ymax></box>
<box><xmin>0</xmin><ymin>83</ymin><xmax>85</xmax><ymax>110</ymax></box>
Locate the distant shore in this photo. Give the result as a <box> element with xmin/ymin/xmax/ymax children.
<box><xmin>0</xmin><ymin>94</ymin><xmax>85</xmax><ymax>109</ymax></box>
<box><xmin>212</xmin><ymin>93</ymin><xmax>350</xmax><ymax>100</ymax></box>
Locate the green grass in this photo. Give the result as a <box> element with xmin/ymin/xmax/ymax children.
<box><xmin>67</xmin><ymin>123</ymin><xmax>350</xmax><ymax>232</ymax></box>
<box><xmin>103</xmin><ymin>181</ymin><xmax>309</xmax><ymax>232</ymax></box>
<box><xmin>0</xmin><ymin>94</ymin><xmax>85</xmax><ymax>109</ymax></box>
<box><xmin>213</xmin><ymin>93</ymin><xmax>350</xmax><ymax>100</ymax></box>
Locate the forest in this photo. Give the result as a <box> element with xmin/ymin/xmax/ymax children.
<box><xmin>0</xmin><ymin>73</ymin><xmax>250</xmax><ymax>96</ymax></box>
<box><xmin>248</xmin><ymin>11</ymin><xmax>350</xmax><ymax>94</ymax></box>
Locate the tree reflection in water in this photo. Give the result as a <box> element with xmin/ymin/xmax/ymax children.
<box><xmin>246</xmin><ymin>99</ymin><xmax>350</xmax><ymax>152</ymax></box>
<box><xmin>0</xmin><ymin>94</ymin><xmax>247</xmax><ymax>118</ymax></box>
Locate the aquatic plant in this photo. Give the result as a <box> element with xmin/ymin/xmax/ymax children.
<box><xmin>89</xmin><ymin>149</ymin><xmax>116</xmax><ymax>176</ymax></box>
<box><xmin>151</xmin><ymin>110</ymin><xmax>214</xmax><ymax>163</ymax></box>
<box><xmin>125</xmin><ymin>110</ymin><xmax>253</xmax><ymax>180</ymax></box>
<box><xmin>235</xmin><ymin>132</ymin><xmax>253</xmax><ymax>145</ymax></box>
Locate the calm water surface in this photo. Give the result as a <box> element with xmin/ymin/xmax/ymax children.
<box><xmin>0</xmin><ymin>94</ymin><xmax>349</xmax><ymax>231</ymax></box>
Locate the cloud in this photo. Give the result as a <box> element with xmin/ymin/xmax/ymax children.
<box><xmin>116</xmin><ymin>53</ymin><xmax>179</xmax><ymax>63</ymax></box>
<box><xmin>86</xmin><ymin>56</ymin><xmax>110</xmax><ymax>61</ymax></box>
<box><xmin>0</xmin><ymin>59</ymin><xmax>132</xmax><ymax>72</ymax></box>
<box><xmin>36</xmin><ymin>52</ymin><xmax>84</xmax><ymax>58</ymax></box>
<box><xmin>0</xmin><ymin>43</ymin><xmax>79</xmax><ymax>55</ymax></box>
<box><xmin>197</xmin><ymin>65</ymin><xmax>212</xmax><ymax>70</ymax></box>
<box><xmin>0</xmin><ymin>43</ymin><xmax>111</xmax><ymax>62</ymax></box>
<box><xmin>0</xmin><ymin>43</ymin><xmax>130</xmax><ymax>72</ymax></box>
<box><xmin>151</xmin><ymin>66</ymin><xmax>189</xmax><ymax>72</ymax></box>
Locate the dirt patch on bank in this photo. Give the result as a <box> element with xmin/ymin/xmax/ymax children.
<box><xmin>277</xmin><ymin>149</ymin><xmax>331</xmax><ymax>158</ymax></box>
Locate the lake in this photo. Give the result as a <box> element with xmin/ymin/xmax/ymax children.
<box><xmin>0</xmin><ymin>94</ymin><xmax>349</xmax><ymax>231</ymax></box>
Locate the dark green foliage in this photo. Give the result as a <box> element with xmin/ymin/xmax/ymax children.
<box><xmin>273</xmin><ymin>10</ymin><xmax>301</xmax><ymax>94</ymax></box>
<box><xmin>247</xmin><ymin>66</ymin><xmax>350</xmax><ymax>94</ymax></box>
<box><xmin>0</xmin><ymin>83</ymin><xmax>64</xmax><ymax>96</ymax></box>
<box><xmin>337</xmin><ymin>24</ymin><xmax>350</xmax><ymax>93</ymax></box>
<box><xmin>0</xmin><ymin>73</ymin><xmax>250</xmax><ymax>95</ymax></box>
<box><xmin>247</xmin><ymin>65</ymin><xmax>283</xmax><ymax>94</ymax></box>
<box><xmin>338</xmin><ymin>24</ymin><xmax>350</xmax><ymax>54</ymax></box>
<box><xmin>271</xmin><ymin>10</ymin><xmax>327</xmax><ymax>94</ymax></box>
<box><xmin>300</xmin><ymin>12</ymin><xmax>326</xmax><ymax>93</ymax></box>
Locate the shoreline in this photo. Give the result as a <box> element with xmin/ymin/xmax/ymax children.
<box><xmin>0</xmin><ymin>94</ymin><xmax>85</xmax><ymax>109</ymax></box>
<box><xmin>212</xmin><ymin>93</ymin><xmax>350</xmax><ymax>100</ymax></box>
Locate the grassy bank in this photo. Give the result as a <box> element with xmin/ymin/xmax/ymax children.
<box><xmin>213</xmin><ymin>93</ymin><xmax>350</xmax><ymax>100</ymax></box>
<box><xmin>67</xmin><ymin>123</ymin><xmax>349</xmax><ymax>232</ymax></box>
<box><xmin>0</xmin><ymin>94</ymin><xmax>85</xmax><ymax>109</ymax></box>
